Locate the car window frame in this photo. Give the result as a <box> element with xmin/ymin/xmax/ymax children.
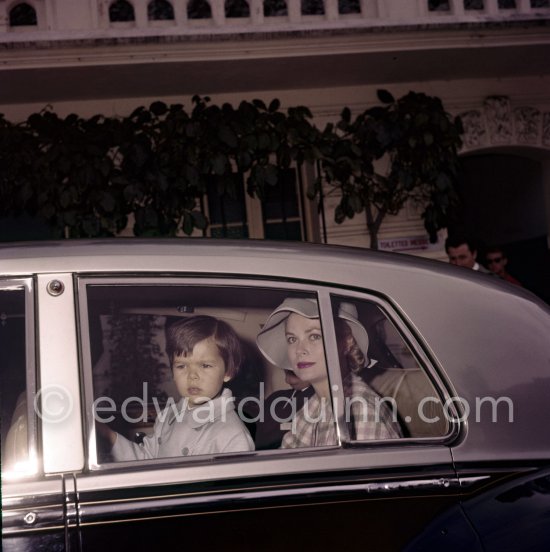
<box><xmin>0</xmin><ymin>277</ymin><xmax>39</xmax><ymax>480</ymax></box>
<box><xmin>320</xmin><ymin>288</ymin><xmax>460</xmax><ymax>446</ymax></box>
<box><xmin>76</xmin><ymin>274</ymin><xmax>457</xmax><ymax>475</ymax></box>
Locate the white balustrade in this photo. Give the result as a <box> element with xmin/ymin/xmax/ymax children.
<box><xmin>1</xmin><ymin>0</ymin><xmax>549</xmax><ymax>39</ymax></box>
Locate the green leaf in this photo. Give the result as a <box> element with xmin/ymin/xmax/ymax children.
<box><xmin>414</xmin><ymin>113</ymin><xmax>429</xmax><ymax>127</ymax></box>
<box><xmin>99</xmin><ymin>159</ymin><xmax>111</xmax><ymax>178</ymax></box>
<box><xmin>191</xmin><ymin>210</ymin><xmax>208</xmax><ymax>230</ymax></box>
<box><xmin>100</xmin><ymin>192</ymin><xmax>116</xmax><ymax>213</ymax></box>
<box><xmin>258</xmin><ymin>133</ymin><xmax>271</xmax><ymax>150</ymax></box>
<box><xmin>184</xmin><ymin>164</ymin><xmax>199</xmax><ymax>187</ymax></box>
<box><xmin>212</xmin><ymin>153</ymin><xmax>227</xmax><ymax>175</ymax></box>
<box><xmin>150</xmin><ymin>101</ymin><xmax>168</xmax><ymax>116</ymax></box>
<box><xmin>436</xmin><ymin>173</ymin><xmax>451</xmax><ymax>191</ymax></box>
<box><xmin>335</xmin><ymin>204</ymin><xmax>345</xmax><ymax>224</ymax></box>
<box><xmin>252</xmin><ymin>99</ymin><xmax>267</xmax><ymax>111</ymax></box>
<box><xmin>218</xmin><ymin>125</ymin><xmax>238</xmax><ymax>148</ymax></box>
<box><xmin>349</xmin><ymin>194</ymin><xmax>363</xmax><ymax>213</ymax></box>
<box><xmin>237</xmin><ymin>151</ymin><xmax>252</xmax><ymax>171</ymax></box>
<box><xmin>364</xmin><ymin>106</ymin><xmax>387</xmax><ymax>119</ymax></box>
<box><xmin>341</xmin><ymin>107</ymin><xmax>351</xmax><ymax>124</ymax></box>
<box><xmin>268</xmin><ymin>99</ymin><xmax>281</xmax><ymax>113</ymax></box>
<box><xmin>59</xmin><ymin>190</ymin><xmax>72</xmax><ymax>209</ymax></box>
<box><xmin>377</xmin><ymin>89</ymin><xmax>395</xmax><ymax>104</ymax></box>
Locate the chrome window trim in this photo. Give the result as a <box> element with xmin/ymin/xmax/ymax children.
<box><xmin>76</xmin><ymin>445</ymin><xmax>455</xmax><ymax>493</ymax></box>
<box><xmin>0</xmin><ymin>278</ymin><xmax>39</xmax><ymax>479</ymax></box>
<box><xmin>76</xmin><ymin>275</ymin><xmax>455</xmax><ymax>477</ymax></box>
<box><xmin>36</xmin><ymin>273</ymin><xmax>85</xmax><ymax>474</ymax></box>
<box><xmin>77</xmin><ymin>472</ymin><xmax>462</xmax><ymax>526</ymax></box>
<box><xmin>77</xmin><ymin>276</ymin><xmax>328</xmax><ymax>470</ymax></box>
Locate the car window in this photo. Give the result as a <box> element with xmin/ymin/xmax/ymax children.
<box><xmin>80</xmin><ymin>280</ymin><xmax>342</xmax><ymax>465</ymax></box>
<box><xmin>0</xmin><ymin>280</ymin><xmax>37</xmax><ymax>478</ymax></box>
<box><xmin>80</xmin><ymin>280</ymin><xmax>449</xmax><ymax>468</ymax></box>
<box><xmin>330</xmin><ymin>294</ymin><xmax>449</xmax><ymax>440</ymax></box>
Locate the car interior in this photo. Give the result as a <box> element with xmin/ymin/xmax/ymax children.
<box><xmin>1</xmin><ymin>281</ymin><xmax>449</xmax><ymax>472</ymax></box>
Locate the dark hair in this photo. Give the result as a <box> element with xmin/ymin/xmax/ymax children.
<box><xmin>444</xmin><ymin>234</ymin><xmax>477</xmax><ymax>254</ymax></box>
<box><xmin>165</xmin><ymin>316</ymin><xmax>242</xmax><ymax>379</ymax></box>
<box><xmin>485</xmin><ymin>245</ymin><xmax>507</xmax><ymax>257</ymax></box>
<box><xmin>334</xmin><ymin>318</ymin><xmax>365</xmax><ymax>375</ymax></box>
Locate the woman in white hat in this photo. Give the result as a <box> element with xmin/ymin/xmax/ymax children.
<box><xmin>256</xmin><ymin>298</ymin><xmax>402</xmax><ymax>448</ymax></box>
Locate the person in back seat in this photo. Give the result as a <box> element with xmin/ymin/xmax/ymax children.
<box><xmin>253</xmin><ymin>369</ymin><xmax>315</xmax><ymax>450</ymax></box>
<box><xmin>257</xmin><ymin>298</ymin><xmax>402</xmax><ymax>448</ymax></box>
<box><xmin>97</xmin><ymin>315</ymin><xmax>254</xmax><ymax>460</ymax></box>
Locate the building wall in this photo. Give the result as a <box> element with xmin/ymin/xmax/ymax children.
<box><xmin>1</xmin><ymin>0</ymin><xmax>550</xmax><ymax>265</ymax></box>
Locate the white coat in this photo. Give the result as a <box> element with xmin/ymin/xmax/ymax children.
<box><xmin>111</xmin><ymin>388</ymin><xmax>254</xmax><ymax>461</ymax></box>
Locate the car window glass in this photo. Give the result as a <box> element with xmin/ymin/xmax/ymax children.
<box><xmin>330</xmin><ymin>295</ymin><xmax>448</xmax><ymax>440</ymax></box>
<box><xmin>1</xmin><ymin>283</ymin><xmax>35</xmax><ymax>477</ymax></box>
<box><xmin>81</xmin><ymin>283</ymin><xmax>338</xmax><ymax>465</ymax></box>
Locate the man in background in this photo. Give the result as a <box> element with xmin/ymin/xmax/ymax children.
<box><xmin>484</xmin><ymin>246</ymin><xmax>523</xmax><ymax>286</ymax></box>
<box><xmin>445</xmin><ymin>235</ymin><xmax>492</xmax><ymax>274</ymax></box>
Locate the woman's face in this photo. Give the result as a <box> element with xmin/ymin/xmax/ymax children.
<box><xmin>285</xmin><ymin>313</ymin><xmax>328</xmax><ymax>386</ymax></box>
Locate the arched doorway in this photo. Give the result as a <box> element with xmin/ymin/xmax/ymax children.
<box><xmin>450</xmin><ymin>149</ymin><xmax>550</xmax><ymax>303</ymax></box>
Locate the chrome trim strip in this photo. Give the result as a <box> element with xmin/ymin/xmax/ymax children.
<box><xmin>78</xmin><ymin>475</ymin><xmax>460</xmax><ymax>525</ymax></box>
<box><xmin>2</xmin><ymin>505</ymin><xmax>65</xmax><ymax>534</ymax></box>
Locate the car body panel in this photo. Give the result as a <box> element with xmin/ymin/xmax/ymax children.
<box><xmin>406</xmin><ymin>466</ymin><xmax>550</xmax><ymax>551</ymax></box>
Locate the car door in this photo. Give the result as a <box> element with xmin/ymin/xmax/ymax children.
<box><xmin>1</xmin><ymin>277</ymin><xmax>79</xmax><ymax>552</ymax></box>
<box><xmin>73</xmin><ymin>277</ymin><xmax>464</xmax><ymax>551</ymax></box>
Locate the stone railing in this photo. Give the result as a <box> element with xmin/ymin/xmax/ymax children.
<box><xmin>1</xmin><ymin>0</ymin><xmax>549</xmax><ymax>40</ymax></box>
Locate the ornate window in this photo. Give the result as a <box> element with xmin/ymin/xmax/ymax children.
<box><xmin>187</xmin><ymin>0</ymin><xmax>212</xmax><ymax>19</ymax></box>
<box><xmin>464</xmin><ymin>0</ymin><xmax>484</xmax><ymax>10</ymax></box>
<box><xmin>203</xmin><ymin>168</ymin><xmax>311</xmax><ymax>241</ymax></box>
<box><xmin>148</xmin><ymin>0</ymin><xmax>175</xmax><ymax>20</ymax></box>
<box><xmin>428</xmin><ymin>0</ymin><xmax>450</xmax><ymax>11</ymax></box>
<box><xmin>338</xmin><ymin>0</ymin><xmax>360</xmax><ymax>14</ymax></box>
<box><xmin>109</xmin><ymin>0</ymin><xmax>135</xmax><ymax>22</ymax></box>
<box><xmin>264</xmin><ymin>0</ymin><xmax>287</xmax><ymax>17</ymax></box>
<box><xmin>301</xmin><ymin>0</ymin><xmax>324</xmax><ymax>15</ymax></box>
<box><xmin>9</xmin><ymin>3</ymin><xmax>37</xmax><ymax>26</ymax></box>
<box><xmin>225</xmin><ymin>0</ymin><xmax>250</xmax><ymax>18</ymax></box>
<box><xmin>531</xmin><ymin>0</ymin><xmax>550</xmax><ymax>7</ymax></box>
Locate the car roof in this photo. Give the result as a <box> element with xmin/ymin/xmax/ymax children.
<box><xmin>0</xmin><ymin>237</ymin><xmax>542</xmax><ymax>316</ymax></box>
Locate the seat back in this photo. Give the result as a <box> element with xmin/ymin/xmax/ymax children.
<box><xmin>364</xmin><ymin>368</ymin><xmax>448</xmax><ymax>438</ymax></box>
<box><xmin>2</xmin><ymin>391</ymin><xmax>29</xmax><ymax>470</ymax></box>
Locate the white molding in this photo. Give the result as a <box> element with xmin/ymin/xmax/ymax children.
<box><xmin>459</xmin><ymin>95</ymin><xmax>550</xmax><ymax>153</ymax></box>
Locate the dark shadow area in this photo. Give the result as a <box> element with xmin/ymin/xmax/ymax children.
<box><xmin>450</xmin><ymin>152</ymin><xmax>550</xmax><ymax>303</ymax></box>
<box><xmin>0</xmin><ymin>214</ymin><xmax>53</xmax><ymax>242</ymax></box>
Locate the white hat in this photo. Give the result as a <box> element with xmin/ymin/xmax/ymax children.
<box><xmin>256</xmin><ymin>298</ymin><xmax>371</xmax><ymax>370</ymax></box>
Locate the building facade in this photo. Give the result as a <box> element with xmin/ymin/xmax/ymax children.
<box><xmin>1</xmin><ymin>0</ymin><xmax>550</xmax><ymax>295</ymax></box>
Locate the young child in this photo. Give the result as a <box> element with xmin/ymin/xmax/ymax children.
<box><xmin>101</xmin><ymin>315</ymin><xmax>255</xmax><ymax>461</ymax></box>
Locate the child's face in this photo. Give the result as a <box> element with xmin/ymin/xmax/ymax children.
<box><xmin>172</xmin><ymin>337</ymin><xmax>229</xmax><ymax>407</ymax></box>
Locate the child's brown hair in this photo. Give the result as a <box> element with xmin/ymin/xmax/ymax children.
<box><xmin>166</xmin><ymin>315</ymin><xmax>242</xmax><ymax>379</ymax></box>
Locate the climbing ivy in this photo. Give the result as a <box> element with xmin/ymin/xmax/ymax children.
<box><xmin>0</xmin><ymin>92</ymin><xmax>462</xmax><ymax>246</ymax></box>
